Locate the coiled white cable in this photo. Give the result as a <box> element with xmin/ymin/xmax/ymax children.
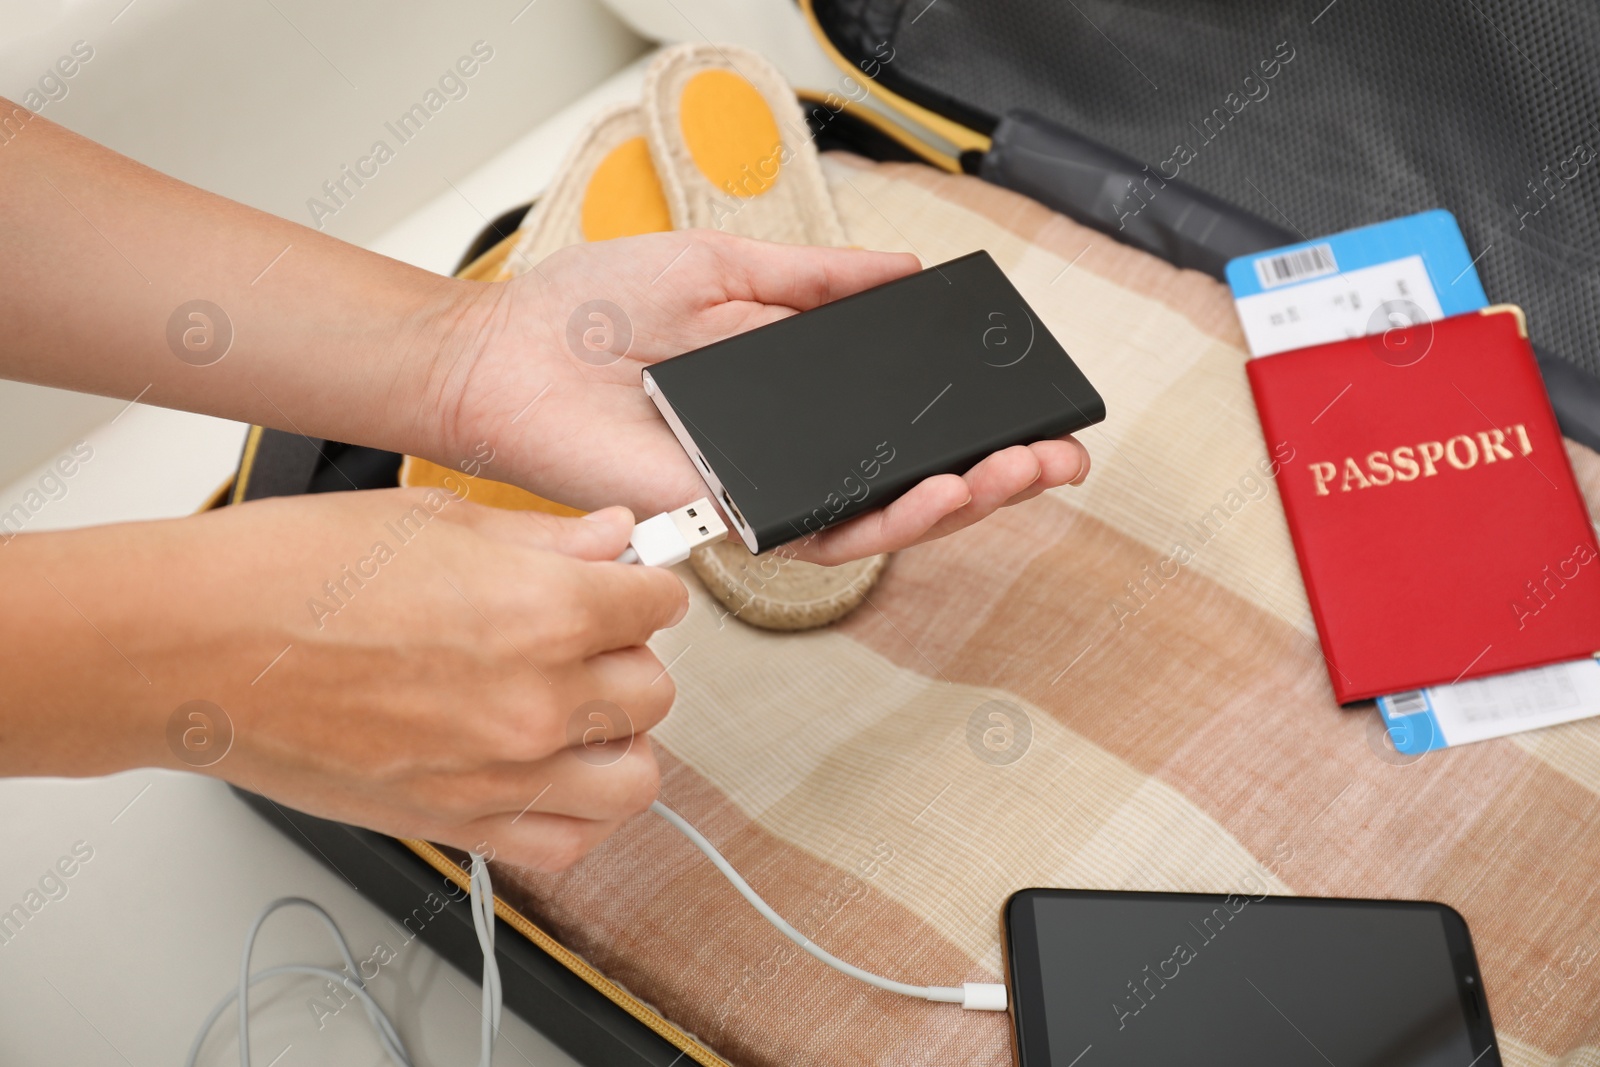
<box><xmin>188</xmin><ymin>853</ymin><xmax>500</xmax><ymax>1067</ymax></box>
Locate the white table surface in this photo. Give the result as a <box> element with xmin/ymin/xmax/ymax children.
<box><xmin>0</xmin><ymin>58</ymin><xmax>658</xmax><ymax>1067</ymax></box>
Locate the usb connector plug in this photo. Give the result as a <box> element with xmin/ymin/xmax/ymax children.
<box><xmin>616</xmin><ymin>498</ymin><xmax>728</xmax><ymax>567</ymax></box>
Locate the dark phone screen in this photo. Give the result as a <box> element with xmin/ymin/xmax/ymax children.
<box><xmin>1013</xmin><ymin>892</ymin><xmax>1490</xmax><ymax>1067</ymax></box>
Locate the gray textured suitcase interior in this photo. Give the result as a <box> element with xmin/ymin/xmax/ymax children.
<box><xmin>829</xmin><ymin>0</ymin><xmax>1600</xmax><ymax>384</ymax></box>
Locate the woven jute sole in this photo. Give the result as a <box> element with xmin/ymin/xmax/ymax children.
<box><xmin>690</xmin><ymin>539</ymin><xmax>889</xmax><ymax>631</ymax></box>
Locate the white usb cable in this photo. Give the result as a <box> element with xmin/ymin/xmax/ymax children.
<box><xmin>192</xmin><ymin>502</ymin><xmax>1003</xmax><ymax>1066</ymax></box>
<box><xmin>615</xmin><ymin>497</ymin><xmax>728</xmax><ymax>566</ymax></box>
<box><xmin>650</xmin><ymin>799</ymin><xmax>1008</xmax><ymax>1011</ymax></box>
<box><xmin>624</xmin><ymin>501</ymin><xmax>1005</xmax><ymax>1013</ymax></box>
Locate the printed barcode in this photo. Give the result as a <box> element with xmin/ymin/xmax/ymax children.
<box><xmin>1387</xmin><ymin>690</ymin><xmax>1429</xmax><ymax>716</ymax></box>
<box><xmin>1253</xmin><ymin>243</ymin><xmax>1338</xmax><ymax>289</ymax></box>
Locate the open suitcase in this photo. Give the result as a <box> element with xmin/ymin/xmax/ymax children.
<box><xmin>229</xmin><ymin>3</ymin><xmax>1600</xmax><ymax>1064</ymax></box>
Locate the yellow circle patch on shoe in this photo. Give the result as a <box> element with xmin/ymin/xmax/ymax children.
<box><xmin>678</xmin><ymin>69</ymin><xmax>783</xmax><ymax>198</ymax></box>
<box><xmin>581</xmin><ymin>136</ymin><xmax>673</xmax><ymax>242</ymax></box>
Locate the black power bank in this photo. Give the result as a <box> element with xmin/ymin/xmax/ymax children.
<box><xmin>642</xmin><ymin>250</ymin><xmax>1105</xmax><ymax>552</ymax></box>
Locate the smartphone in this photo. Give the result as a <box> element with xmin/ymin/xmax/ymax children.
<box><xmin>642</xmin><ymin>250</ymin><xmax>1105</xmax><ymax>552</ymax></box>
<box><xmin>1004</xmin><ymin>888</ymin><xmax>1498</xmax><ymax>1067</ymax></box>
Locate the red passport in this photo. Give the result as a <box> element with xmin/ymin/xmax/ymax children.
<box><xmin>1247</xmin><ymin>305</ymin><xmax>1600</xmax><ymax>703</ymax></box>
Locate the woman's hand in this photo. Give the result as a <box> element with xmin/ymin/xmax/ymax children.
<box><xmin>5</xmin><ymin>491</ymin><xmax>686</xmax><ymax>872</ymax></box>
<box><xmin>0</xmin><ymin>105</ymin><xmax>1094</xmax><ymax>869</ymax></box>
<box><xmin>432</xmin><ymin>231</ymin><xmax>1091</xmax><ymax>565</ymax></box>
<box><xmin>0</xmin><ymin>110</ymin><xmax>1086</xmax><ymax>572</ymax></box>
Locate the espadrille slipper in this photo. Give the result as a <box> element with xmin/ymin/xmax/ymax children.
<box><xmin>639</xmin><ymin>42</ymin><xmax>885</xmax><ymax>627</ymax></box>
<box><xmin>410</xmin><ymin>45</ymin><xmax>886</xmax><ymax>629</ymax></box>
<box><xmin>642</xmin><ymin>42</ymin><xmax>848</xmax><ymax>246</ymax></box>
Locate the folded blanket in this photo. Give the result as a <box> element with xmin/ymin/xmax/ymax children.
<box><xmin>480</xmin><ymin>153</ymin><xmax>1600</xmax><ymax>1067</ymax></box>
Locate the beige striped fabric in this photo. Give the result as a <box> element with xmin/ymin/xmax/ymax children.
<box><xmin>487</xmin><ymin>154</ymin><xmax>1600</xmax><ymax>1066</ymax></box>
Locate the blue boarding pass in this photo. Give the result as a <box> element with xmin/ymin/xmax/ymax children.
<box><xmin>1378</xmin><ymin>658</ymin><xmax>1600</xmax><ymax>754</ymax></box>
<box><xmin>1225</xmin><ymin>209</ymin><xmax>1488</xmax><ymax>357</ymax></box>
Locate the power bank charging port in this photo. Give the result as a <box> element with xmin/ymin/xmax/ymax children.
<box><xmin>720</xmin><ymin>489</ymin><xmax>747</xmax><ymax>530</ymax></box>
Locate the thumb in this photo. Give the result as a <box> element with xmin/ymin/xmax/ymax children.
<box><xmin>521</xmin><ymin>505</ymin><xmax>636</xmax><ymax>561</ymax></box>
